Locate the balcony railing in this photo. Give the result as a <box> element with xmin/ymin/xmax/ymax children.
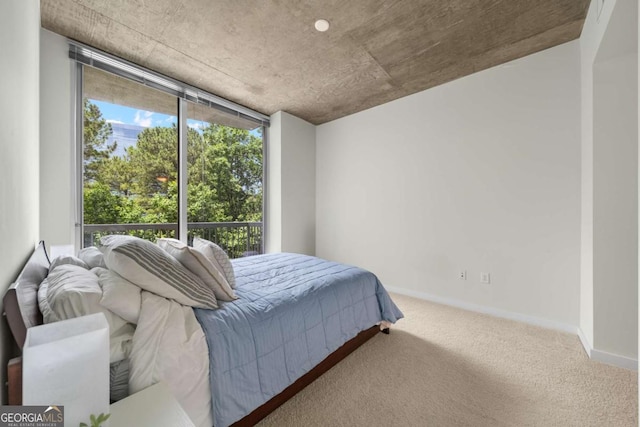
<box><xmin>84</xmin><ymin>222</ymin><xmax>263</xmax><ymax>259</ymax></box>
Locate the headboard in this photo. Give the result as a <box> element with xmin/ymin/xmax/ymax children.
<box><xmin>3</xmin><ymin>241</ymin><xmax>49</xmax><ymax>350</ymax></box>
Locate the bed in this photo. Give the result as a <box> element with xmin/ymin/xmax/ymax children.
<box><xmin>4</xmin><ymin>239</ymin><xmax>403</xmax><ymax>426</ymax></box>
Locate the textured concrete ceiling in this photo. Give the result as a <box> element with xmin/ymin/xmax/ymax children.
<box><xmin>41</xmin><ymin>0</ymin><xmax>590</xmax><ymax>125</ymax></box>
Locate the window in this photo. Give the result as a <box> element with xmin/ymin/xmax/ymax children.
<box><xmin>75</xmin><ymin>45</ymin><xmax>268</xmax><ymax>258</ymax></box>
<box><xmin>186</xmin><ymin>102</ymin><xmax>264</xmax><ymax>258</ymax></box>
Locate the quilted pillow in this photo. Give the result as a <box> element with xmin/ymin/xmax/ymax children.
<box><xmin>36</xmin><ymin>264</ymin><xmax>131</xmax><ymax>363</ymax></box>
<box><xmin>157</xmin><ymin>238</ymin><xmax>237</xmax><ymax>302</ymax></box>
<box><xmin>78</xmin><ymin>246</ymin><xmax>107</xmax><ymax>269</ymax></box>
<box><xmin>49</xmin><ymin>255</ymin><xmax>89</xmax><ymax>272</ymax></box>
<box><xmin>193</xmin><ymin>237</ymin><xmax>236</xmax><ymax>289</ymax></box>
<box><xmin>100</xmin><ymin>235</ymin><xmax>218</xmax><ymax>309</ymax></box>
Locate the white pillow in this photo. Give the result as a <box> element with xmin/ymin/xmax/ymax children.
<box><xmin>78</xmin><ymin>246</ymin><xmax>107</xmax><ymax>269</ymax></box>
<box><xmin>92</xmin><ymin>267</ymin><xmax>142</xmax><ymax>324</ymax></box>
<box><xmin>37</xmin><ymin>278</ymin><xmax>55</xmax><ymax>323</ymax></box>
<box><xmin>100</xmin><ymin>235</ymin><xmax>218</xmax><ymax>309</ymax></box>
<box><xmin>36</xmin><ymin>264</ymin><xmax>131</xmax><ymax>363</ymax></box>
<box><xmin>157</xmin><ymin>239</ymin><xmax>237</xmax><ymax>302</ymax></box>
<box><xmin>193</xmin><ymin>237</ymin><xmax>236</xmax><ymax>289</ymax></box>
<box><xmin>49</xmin><ymin>255</ymin><xmax>89</xmax><ymax>272</ymax></box>
<box><xmin>110</xmin><ymin>323</ymin><xmax>135</xmax><ymax>365</ymax></box>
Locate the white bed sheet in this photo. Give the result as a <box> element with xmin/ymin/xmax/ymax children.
<box><xmin>128</xmin><ymin>291</ymin><xmax>212</xmax><ymax>427</ymax></box>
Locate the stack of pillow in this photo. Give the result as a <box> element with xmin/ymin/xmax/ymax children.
<box><xmin>99</xmin><ymin>235</ymin><xmax>237</xmax><ymax>309</ymax></box>
<box><xmin>36</xmin><ymin>235</ymin><xmax>238</xmax><ymax>401</ymax></box>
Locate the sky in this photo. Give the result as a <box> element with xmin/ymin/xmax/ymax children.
<box><xmin>92</xmin><ymin>99</ymin><xmax>262</xmax><ymax>136</ymax></box>
<box><xmin>92</xmin><ymin>99</ymin><xmax>262</xmax><ymax>157</ymax></box>
<box><xmin>93</xmin><ymin>99</ymin><xmax>193</xmax><ymax>129</ymax></box>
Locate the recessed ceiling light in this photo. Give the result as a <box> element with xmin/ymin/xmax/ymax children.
<box><xmin>315</xmin><ymin>19</ymin><xmax>330</xmax><ymax>32</ymax></box>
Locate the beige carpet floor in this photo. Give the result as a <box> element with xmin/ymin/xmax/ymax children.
<box><xmin>259</xmin><ymin>293</ymin><xmax>638</xmax><ymax>427</ymax></box>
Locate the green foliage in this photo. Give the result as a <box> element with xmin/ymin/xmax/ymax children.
<box><xmin>128</xmin><ymin>125</ymin><xmax>178</xmax><ymax>196</ymax></box>
<box><xmin>188</xmin><ymin>182</ymin><xmax>226</xmax><ymax>222</ymax></box>
<box><xmin>199</xmin><ymin>124</ymin><xmax>263</xmax><ymax>222</ymax></box>
<box><xmin>84</xmin><ymin>182</ymin><xmax>123</xmax><ymax>224</ymax></box>
<box><xmin>79</xmin><ymin>412</ymin><xmax>110</xmax><ymax>427</ymax></box>
<box><xmin>98</xmin><ymin>155</ymin><xmax>136</xmax><ymax>196</ymax></box>
<box><xmin>83</xmin><ymin>99</ymin><xmax>116</xmax><ymax>182</ymax></box>
<box><xmin>82</xmin><ymin>100</ymin><xmax>263</xmax><ymax>249</ymax></box>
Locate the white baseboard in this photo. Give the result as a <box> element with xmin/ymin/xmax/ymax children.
<box><xmin>591</xmin><ymin>348</ymin><xmax>638</xmax><ymax>371</ymax></box>
<box><xmin>386</xmin><ymin>286</ymin><xmax>576</xmax><ymax>334</ymax></box>
<box><xmin>576</xmin><ymin>327</ymin><xmax>592</xmax><ymax>357</ymax></box>
<box><xmin>576</xmin><ymin>327</ymin><xmax>638</xmax><ymax>371</ymax></box>
<box><xmin>387</xmin><ymin>286</ymin><xmax>638</xmax><ymax>371</ymax></box>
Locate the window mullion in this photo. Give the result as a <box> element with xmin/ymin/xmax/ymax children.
<box><xmin>74</xmin><ymin>62</ymin><xmax>84</xmax><ymax>250</ymax></box>
<box><xmin>178</xmin><ymin>98</ymin><xmax>188</xmax><ymax>243</ymax></box>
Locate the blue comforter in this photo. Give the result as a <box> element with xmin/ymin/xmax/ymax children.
<box><xmin>194</xmin><ymin>253</ymin><xmax>403</xmax><ymax>427</ymax></box>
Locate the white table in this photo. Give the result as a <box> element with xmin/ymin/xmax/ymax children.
<box><xmin>109</xmin><ymin>382</ymin><xmax>195</xmax><ymax>427</ymax></box>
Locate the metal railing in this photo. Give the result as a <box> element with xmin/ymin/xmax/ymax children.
<box><xmin>84</xmin><ymin>222</ymin><xmax>263</xmax><ymax>259</ymax></box>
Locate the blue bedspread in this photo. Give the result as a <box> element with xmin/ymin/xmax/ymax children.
<box><xmin>194</xmin><ymin>253</ymin><xmax>403</xmax><ymax>427</ymax></box>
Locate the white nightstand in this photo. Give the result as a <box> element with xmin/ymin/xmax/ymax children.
<box><xmin>109</xmin><ymin>382</ymin><xmax>195</xmax><ymax>427</ymax></box>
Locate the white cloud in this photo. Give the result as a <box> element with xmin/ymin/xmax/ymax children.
<box><xmin>134</xmin><ymin>110</ymin><xmax>154</xmax><ymax>127</ymax></box>
<box><xmin>188</xmin><ymin>122</ymin><xmax>205</xmax><ymax>130</ymax></box>
<box><xmin>106</xmin><ymin>119</ymin><xmax>124</xmax><ymax>124</ymax></box>
<box><xmin>156</xmin><ymin>116</ymin><xmax>176</xmax><ymax>127</ymax></box>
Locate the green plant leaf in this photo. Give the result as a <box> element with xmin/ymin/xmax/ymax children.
<box><xmin>79</xmin><ymin>423</ymin><xmax>88</xmax><ymax>427</ymax></box>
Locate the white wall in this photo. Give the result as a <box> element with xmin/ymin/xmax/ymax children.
<box><xmin>0</xmin><ymin>0</ymin><xmax>40</xmax><ymax>404</ymax></box>
<box><xmin>267</xmin><ymin>111</ymin><xmax>316</xmax><ymax>255</ymax></box>
<box><xmin>281</xmin><ymin>113</ymin><xmax>316</xmax><ymax>255</ymax></box>
<box><xmin>317</xmin><ymin>41</ymin><xmax>581</xmax><ymax>328</ymax></box>
<box><xmin>266</xmin><ymin>113</ymin><xmax>283</xmax><ymax>253</ymax></box>
<box><xmin>593</xmin><ymin>53</ymin><xmax>638</xmax><ymax>359</ymax></box>
<box><xmin>580</xmin><ymin>0</ymin><xmax>638</xmax><ymax>364</ymax></box>
<box><xmin>40</xmin><ymin>28</ymin><xmax>74</xmax><ymax>251</ymax></box>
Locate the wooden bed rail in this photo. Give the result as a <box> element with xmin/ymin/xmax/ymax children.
<box><xmin>7</xmin><ymin>357</ymin><xmax>22</xmax><ymax>405</ymax></box>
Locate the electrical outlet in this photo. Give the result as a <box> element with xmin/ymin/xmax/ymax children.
<box><xmin>458</xmin><ymin>270</ymin><xmax>466</xmax><ymax>280</ymax></box>
<box><xmin>480</xmin><ymin>272</ymin><xmax>490</xmax><ymax>284</ymax></box>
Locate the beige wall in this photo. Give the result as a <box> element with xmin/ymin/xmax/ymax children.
<box><xmin>0</xmin><ymin>0</ymin><xmax>40</xmax><ymax>404</ymax></box>
<box><xmin>316</xmin><ymin>40</ymin><xmax>581</xmax><ymax>329</ymax></box>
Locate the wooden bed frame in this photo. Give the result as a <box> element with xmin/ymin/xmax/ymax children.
<box><xmin>3</xmin><ymin>242</ymin><xmax>384</xmax><ymax>425</ymax></box>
